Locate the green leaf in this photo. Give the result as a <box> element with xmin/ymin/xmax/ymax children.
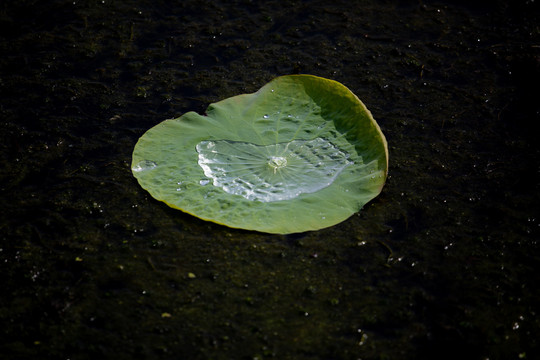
<box><xmin>132</xmin><ymin>75</ymin><xmax>388</xmax><ymax>234</ymax></box>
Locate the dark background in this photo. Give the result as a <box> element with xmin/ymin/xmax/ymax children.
<box><xmin>1</xmin><ymin>0</ymin><xmax>539</xmax><ymax>359</ymax></box>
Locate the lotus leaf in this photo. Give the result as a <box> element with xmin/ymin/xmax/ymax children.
<box><xmin>132</xmin><ymin>75</ymin><xmax>388</xmax><ymax>234</ymax></box>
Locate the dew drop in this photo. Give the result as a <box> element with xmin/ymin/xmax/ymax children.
<box><xmin>132</xmin><ymin>160</ymin><xmax>157</xmax><ymax>172</ymax></box>
<box><xmin>263</xmin><ymin>114</ymin><xmax>269</xmax><ymax>119</ymax></box>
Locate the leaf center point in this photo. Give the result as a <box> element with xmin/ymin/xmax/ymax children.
<box><xmin>268</xmin><ymin>156</ymin><xmax>287</xmax><ymax>174</ymax></box>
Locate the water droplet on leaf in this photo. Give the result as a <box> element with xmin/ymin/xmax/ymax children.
<box><xmin>132</xmin><ymin>160</ymin><xmax>157</xmax><ymax>172</ymax></box>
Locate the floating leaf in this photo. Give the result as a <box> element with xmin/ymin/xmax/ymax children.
<box><xmin>132</xmin><ymin>75</ymin><xmax>388</xmax><ymax>234</ymax></box>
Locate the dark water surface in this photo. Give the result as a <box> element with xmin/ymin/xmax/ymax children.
<box><xmin>1</xmin><ymin>0</ymin><xmax>539</xmax><ymax>359</ymax></box>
